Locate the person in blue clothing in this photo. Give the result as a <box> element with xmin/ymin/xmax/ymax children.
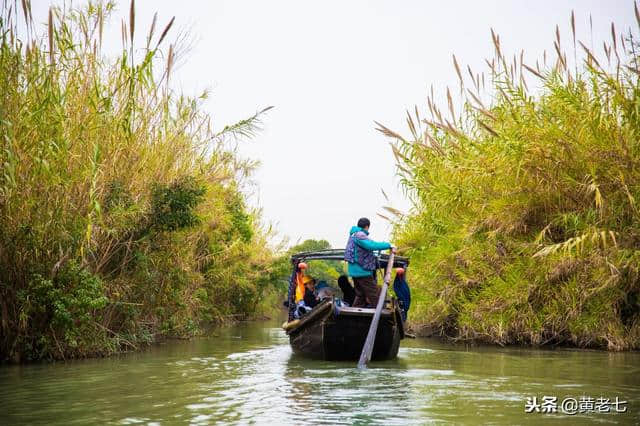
<box><xmin>344</xmin><ymin>217</ymin><xmax>396</xmax><ymax>308</ymax></box>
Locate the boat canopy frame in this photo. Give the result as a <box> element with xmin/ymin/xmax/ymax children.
<box><xmin>290</xmin><ymin>249</ymin><xmax>409</xmax><ymax>269</ymax></box>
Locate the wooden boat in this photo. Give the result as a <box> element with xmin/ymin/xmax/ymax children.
<box><xmin>286</xmin><ymin>298</ymin><xmax>405</xmax><ymax>360</ymax></box>
<box><xmin>283</xmin><ymin>249</ymin><xmax>410</xmax><ymax>361</ymax></box>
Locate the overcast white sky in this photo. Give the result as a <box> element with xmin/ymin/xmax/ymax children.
<box><xmin>33</xmin><ymin>1</ymin><xmax>636</xmax><ymax>247</ymax></box>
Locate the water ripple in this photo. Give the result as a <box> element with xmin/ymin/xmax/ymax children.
<box><xmin>1</xmin><ymin>321</ymin><xmax>639</xmax><ymax>425</ymax></box>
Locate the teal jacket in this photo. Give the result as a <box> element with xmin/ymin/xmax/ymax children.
<box><xmin>346</xmin><ymin>226</ymin><xmax>392</xmax><ymax>278</ymax></box>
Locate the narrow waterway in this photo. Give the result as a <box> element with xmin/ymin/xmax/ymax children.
<box><xmin>1</xmin><ymin>319</ymin><xmax>639</xmax><ymax>425</ymax></box>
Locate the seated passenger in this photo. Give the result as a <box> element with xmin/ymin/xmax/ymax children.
<box><xmin>303</xmin><ymin>277</ymin><xmax>319</xmax><ymax>308</ymax></box>
<box><xmin>294</xmin><ymin>272</ymin><xmax>308</xmax><ymax>304</ymax></box>
<box><xmin>337</xmin><ymin>275</ymin><xmax>356</xmax><ymax>306</ymax></box>
<box><xmin>294</xmin><ymin>276</ymin><xmax>317</xmax><ymax>318</ymax></box>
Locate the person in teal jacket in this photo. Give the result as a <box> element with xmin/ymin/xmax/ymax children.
<box><xmin>344</xmin><ymin>217</ymin><xmax>395</xmax><ymax>307</ymax></box>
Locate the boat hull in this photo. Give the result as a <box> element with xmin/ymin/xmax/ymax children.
<box><xmin>287</xmin><ymin>300</ymin><xmax>403</xmax><ymax>361</ymax></box>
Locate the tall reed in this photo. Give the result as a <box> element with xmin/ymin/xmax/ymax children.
<box><xmin>0</xmin><ymin>1</ymin><xmax>274</xmax><ymax>361</ymax></box>
<box><xmin>379</xmin><ymin>6</ymin><xmax>640</xmax><ymax>350</ymax></box>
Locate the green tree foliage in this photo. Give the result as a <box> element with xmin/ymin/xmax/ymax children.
<box><xmin>0</xmin><ymin>1</ymin><xmax>274</xmax><ymax>361</ymax></box>
<box><xmin>269</xmin><ymin>239</ymin><xmax>344</xmax><ymax>294</ymax></box>
<box><xmin>380</xmin><ymin>11</ymin><xmax>640</xmax><ymax>350</ymax></box>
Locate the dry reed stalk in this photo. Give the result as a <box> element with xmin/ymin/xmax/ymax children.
<box><xmin>147</xmin><ymin>12</ymin><xmax>157</xmax><ymax>50</ymax></box>
<box><xmin>453</xmin><ymin>54</ymin><xmax>463</xmax><ymax>88</ymax></box>
<box><xmin>129</xmin><ymin>0</ymin><xmax>135</xmax><ymax>44</ymax></box>
<box><xmin>48</xmin><ymin>7</ymin><xmax>53</xmax><ymax>64</ymax></box>
<box><xmin>155</xmin><ymin>16</ymin><xmax>175</xmax><ymax>49</ymax></box>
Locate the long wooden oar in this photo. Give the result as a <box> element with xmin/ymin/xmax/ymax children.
<box><xmin>358</xmin><ymin>251</ymin><xmax>395</xmax><ymax>368</ymax></box>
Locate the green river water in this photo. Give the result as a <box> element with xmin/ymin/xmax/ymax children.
<box><xmin>1</xmin><ymin>319</ymin><xmax>639</xmax><ymax>425</ymax></box>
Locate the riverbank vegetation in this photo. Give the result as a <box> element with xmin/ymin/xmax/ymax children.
<box><xmin>0</xmin><ymin>1</ymin><xmax>277</xmax><ymax>362</ymax></box>
<box><xmin>381</xmin><ymin>8</ymin><xmax>640</xmax><ymax>350</ymax></box>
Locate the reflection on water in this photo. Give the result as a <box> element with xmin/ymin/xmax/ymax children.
<box><xmin>1</xmin><ymin>319</ymin><xmax>639</xmax><ymax>425</ymax></box>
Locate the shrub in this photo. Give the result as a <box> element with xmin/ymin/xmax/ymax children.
<box><xmin>151</xmin><ymin>177</ymin><xmax>206</xmax><ymax>232</ymax></box>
